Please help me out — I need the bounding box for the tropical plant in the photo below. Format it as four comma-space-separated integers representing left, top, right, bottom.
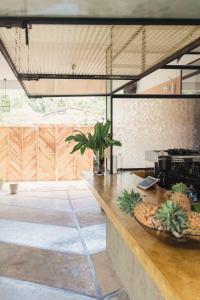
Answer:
65, 119, 122, 158
155, 200, 188, 238
117, 189, 142, 215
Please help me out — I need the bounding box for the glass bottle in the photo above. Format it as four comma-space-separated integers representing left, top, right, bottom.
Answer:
187, 185, 198, 203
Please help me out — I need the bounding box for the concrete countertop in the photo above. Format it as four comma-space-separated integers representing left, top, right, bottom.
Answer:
84, 171, 200, 300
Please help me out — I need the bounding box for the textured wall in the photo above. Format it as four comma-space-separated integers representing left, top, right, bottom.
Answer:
113, 98, 200, 168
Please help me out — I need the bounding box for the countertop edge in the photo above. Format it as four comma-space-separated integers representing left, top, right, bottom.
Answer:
84, 172, 182, 300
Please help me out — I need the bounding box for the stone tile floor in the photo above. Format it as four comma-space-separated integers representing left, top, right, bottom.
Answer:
0, 181, 129, 300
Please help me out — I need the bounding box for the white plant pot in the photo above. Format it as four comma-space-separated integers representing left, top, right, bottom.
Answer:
10, 183, 18, 195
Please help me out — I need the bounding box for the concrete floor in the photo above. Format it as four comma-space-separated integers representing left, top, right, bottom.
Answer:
0, 181, 129, 300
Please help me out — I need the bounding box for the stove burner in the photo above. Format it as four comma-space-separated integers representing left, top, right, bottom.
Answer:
166, 148, 200, 156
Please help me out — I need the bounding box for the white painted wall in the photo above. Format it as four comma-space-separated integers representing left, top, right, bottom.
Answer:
0, 53, 16, 80
137, 69, 180, 93
137, 54, 199, 93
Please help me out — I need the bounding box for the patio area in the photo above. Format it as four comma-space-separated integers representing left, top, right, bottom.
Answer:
0, 2, 200, 299
0, 181, 128, 300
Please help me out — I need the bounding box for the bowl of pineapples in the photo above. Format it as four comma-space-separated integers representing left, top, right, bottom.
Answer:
117, 183, 200, 245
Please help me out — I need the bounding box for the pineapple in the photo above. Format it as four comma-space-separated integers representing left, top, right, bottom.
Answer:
155, 200, 188, 238
164, 190, 173, 200
187, 211, 200, 235
117, 189, 142, 216
117, 189, 161, 229
167, 183, 191, 211
170, 192, 191, 211
134, 202, 162, 230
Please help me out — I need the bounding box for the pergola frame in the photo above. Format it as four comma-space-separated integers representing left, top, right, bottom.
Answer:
0, 17, 200, 173
0, 17, 200, 27
0, 16, 200, 98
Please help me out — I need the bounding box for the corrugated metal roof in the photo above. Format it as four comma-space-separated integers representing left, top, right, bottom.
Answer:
0, 24, 200, 95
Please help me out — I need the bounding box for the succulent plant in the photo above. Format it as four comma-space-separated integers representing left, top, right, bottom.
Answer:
155, 200, 188, 238
171, 182, 188, 195
117, 189, 142, 215
192, 203, 200, 213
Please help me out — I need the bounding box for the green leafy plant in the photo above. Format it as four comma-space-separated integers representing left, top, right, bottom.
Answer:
171, 182, 188, 194
192, 203, 200, 213
155, 200, 188, 238
0, 177, 4, 182
117, 189, 142, 215
65, 119, 122, 158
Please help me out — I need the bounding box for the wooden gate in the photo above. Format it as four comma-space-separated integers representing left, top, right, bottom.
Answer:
0, 125, 93, 181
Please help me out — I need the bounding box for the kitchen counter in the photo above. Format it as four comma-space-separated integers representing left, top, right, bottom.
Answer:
84, 171, 200, 300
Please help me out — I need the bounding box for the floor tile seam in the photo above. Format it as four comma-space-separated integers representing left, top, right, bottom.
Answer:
102, 288, 126, 299
0, 217, 77, 228
0, 275, 98, 299
67, 192, 103, 300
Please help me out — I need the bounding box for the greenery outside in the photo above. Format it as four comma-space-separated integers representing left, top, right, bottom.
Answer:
0, 89, 106, 125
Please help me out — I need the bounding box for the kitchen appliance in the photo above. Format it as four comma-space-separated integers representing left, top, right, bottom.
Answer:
145, 149, 200, 197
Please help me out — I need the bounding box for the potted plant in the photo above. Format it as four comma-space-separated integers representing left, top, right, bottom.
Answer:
10, 183, 18, 194
65, 119, 122, 175
0, 178, 4, 190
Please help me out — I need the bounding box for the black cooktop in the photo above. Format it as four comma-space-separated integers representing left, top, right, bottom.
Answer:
166, 148, 200, 155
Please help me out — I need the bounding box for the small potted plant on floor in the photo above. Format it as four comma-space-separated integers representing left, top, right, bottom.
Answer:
65, 119, 122, 175
0, 178, 4, 190
10, 182, 18, 194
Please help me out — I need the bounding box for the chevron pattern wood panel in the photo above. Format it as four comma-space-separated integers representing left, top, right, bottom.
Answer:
22, 127, 37, 181
8, 127, 23, 181
0, 127, 8, 180
38, 127, 56, 181
0, 126, 93, 181
56, 127, 76, 180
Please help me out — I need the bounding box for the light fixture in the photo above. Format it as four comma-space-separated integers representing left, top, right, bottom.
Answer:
0, 79, 10, 112
72, 64, 77, 75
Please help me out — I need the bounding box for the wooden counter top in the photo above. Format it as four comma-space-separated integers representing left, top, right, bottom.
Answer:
84, 171, 200, 300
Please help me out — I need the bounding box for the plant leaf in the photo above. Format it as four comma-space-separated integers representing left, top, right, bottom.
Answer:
80, 145, 87, 155
71, 142, 85, 154
103, 120, 111, 136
